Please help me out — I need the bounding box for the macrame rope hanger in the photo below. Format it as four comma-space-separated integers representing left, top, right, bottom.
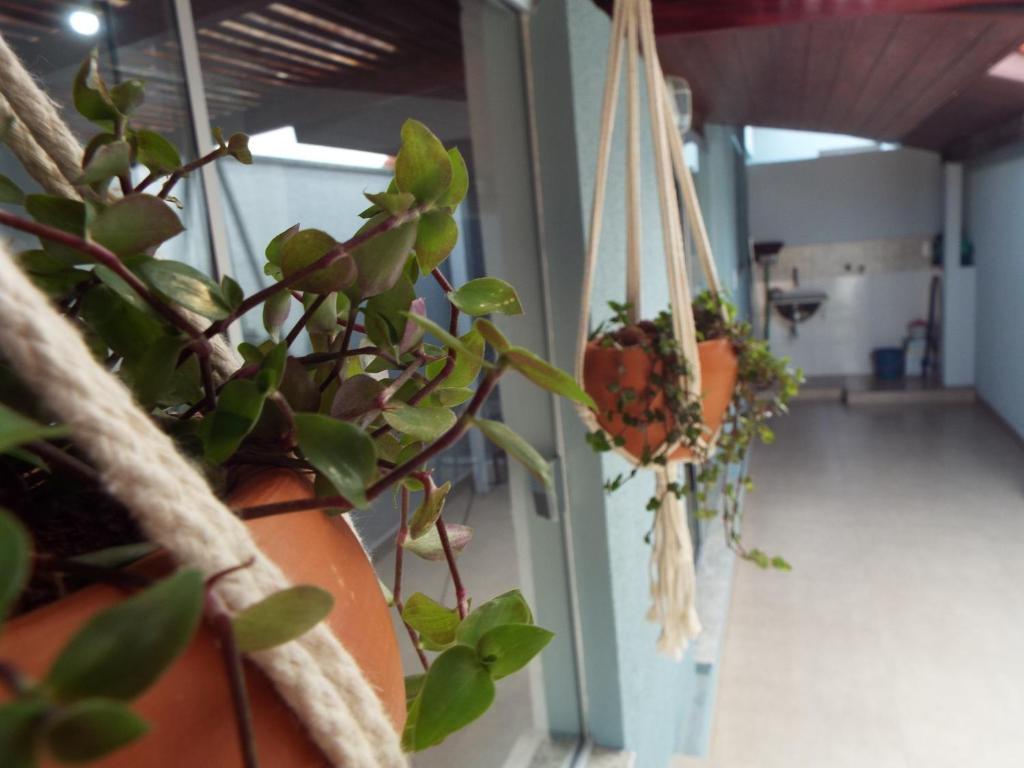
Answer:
574, 0, 727, 659
0, 32, 403, 768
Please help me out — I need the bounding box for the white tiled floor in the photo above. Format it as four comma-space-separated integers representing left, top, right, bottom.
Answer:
695, 402, 1024, 768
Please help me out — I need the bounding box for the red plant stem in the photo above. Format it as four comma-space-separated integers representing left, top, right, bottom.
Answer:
407, 269, 459, 408
204, 204, 431, 339
0, 209, 218, 409
285, 293, 326, 348
394, 487, 429, 671
158, 146, 228, 199
319, 304, 359, 392
337, 317, 366, 334
238, 366, 504, 519
435, 516, 467, 619
295, 346, 387, 367
211, 612, 260, 768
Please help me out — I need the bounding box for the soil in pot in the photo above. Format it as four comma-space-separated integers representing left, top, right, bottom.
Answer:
584, 326, 738, 463
0, 469, 404, 767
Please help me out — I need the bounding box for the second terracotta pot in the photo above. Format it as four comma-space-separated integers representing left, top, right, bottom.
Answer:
583, 336, 738, 462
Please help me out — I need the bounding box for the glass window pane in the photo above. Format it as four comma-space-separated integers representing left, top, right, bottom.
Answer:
0, 1, 212, 272
190, 1, 579, 763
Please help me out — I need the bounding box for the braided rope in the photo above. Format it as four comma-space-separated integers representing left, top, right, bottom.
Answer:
0, 252, 404, 767
0, 35, 87, 192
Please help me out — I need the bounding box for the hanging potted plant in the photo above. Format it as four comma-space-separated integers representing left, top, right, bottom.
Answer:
0, 51, 594, 766
585, 290, 802, 569
583, 300, 738, 465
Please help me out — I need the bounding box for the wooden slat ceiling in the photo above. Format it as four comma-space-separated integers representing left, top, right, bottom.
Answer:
0, 0, 465, 138
658, 10, 1024, 152
600, 0, 1024, 33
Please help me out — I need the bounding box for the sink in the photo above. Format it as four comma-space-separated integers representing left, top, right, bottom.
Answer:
768, 289, 828, 333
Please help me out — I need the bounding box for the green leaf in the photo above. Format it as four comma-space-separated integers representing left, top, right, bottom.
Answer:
227, 132, 252, 164
0, 402, 68, 454
281, 229, 355, 294
257, 342, 288, 394
383, 404, 455, 443
395, 119, 452, 204
364, 191, 415, 216
331, 374, 383, 421
437, 147, 469, 209
402, 312, 485, 365
138, 260, 229, 320
0, 699, 46, 768
474, 318, 509, 353
0, 509, 30, 620
79, 284, 164, 362
44, 699, 148, 762
294, 412, 376, 508
403, 645, 494, 751
427, 387, 474, 407
134, 129, 181, 174
122, 334, 186, 408
365, 276, 415, 348
455, 589, 533, 647
471, 417, 552, 490
349, 213, 418, 299
220, 274, 244, 310
199, 379, 268, 464
71, 543, 157, 570
402, 522, 472, 561
47, 569, 204, 702
76, 140, 130, 185
404, 673, 426, 704
91, 195, 184, 257
0, 174, 24, 204
448, 277, 523, 316
401, 592, 458, 647
25, 195, 90, 264
232, 586, 334, 653
409, 480, 451, 539
262, 289, 292, 340
503, 346, 595, 409
92, 262, 151, 314
111, 79, 145, 114
426, 327, 484, 388
73, 51, 118, 127
265, 223, 298, 267
477, 623, 553, 680
414, 211, 458, 273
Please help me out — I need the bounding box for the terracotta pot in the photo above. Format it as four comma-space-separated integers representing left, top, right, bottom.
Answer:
583, 336, 738, 462
0, 469, 404, 767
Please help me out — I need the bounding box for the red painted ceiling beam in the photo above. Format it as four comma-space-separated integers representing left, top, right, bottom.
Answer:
594, 0, 1023, 33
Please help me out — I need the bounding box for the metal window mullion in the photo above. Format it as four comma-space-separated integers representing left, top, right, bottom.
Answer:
171, 0, 240, 344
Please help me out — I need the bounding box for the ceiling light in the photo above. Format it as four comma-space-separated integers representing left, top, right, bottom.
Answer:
68, 10, 100, 37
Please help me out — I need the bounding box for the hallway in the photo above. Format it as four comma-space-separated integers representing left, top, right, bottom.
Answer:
706, 402, 1024, 767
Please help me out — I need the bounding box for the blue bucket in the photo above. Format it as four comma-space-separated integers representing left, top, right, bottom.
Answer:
872, 347, 905, 380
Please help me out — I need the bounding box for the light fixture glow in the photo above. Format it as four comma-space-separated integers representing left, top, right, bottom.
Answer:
68, 10, 100, 36
988, 52, 1024, 84
248, 126, 390, 169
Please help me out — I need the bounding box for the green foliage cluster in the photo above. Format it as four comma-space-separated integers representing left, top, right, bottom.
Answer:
586, 291, 803, 567
0, 52, 592, 762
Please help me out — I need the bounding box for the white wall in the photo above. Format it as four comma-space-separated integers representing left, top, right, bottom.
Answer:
747, 147, 944, 376
942, 164, 976, 387
748, 148, 942, 247
965, 145, 1024, 438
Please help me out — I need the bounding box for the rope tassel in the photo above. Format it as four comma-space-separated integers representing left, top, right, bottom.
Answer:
648, 463, 701, 659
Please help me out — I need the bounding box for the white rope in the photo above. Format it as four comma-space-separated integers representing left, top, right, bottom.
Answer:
648, 465, 701, 658
624, 0, 642, 322
575, 0, 722, 658
0, 35, 89, 193
0, 252, 403, 766
0, 94, 79, 199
